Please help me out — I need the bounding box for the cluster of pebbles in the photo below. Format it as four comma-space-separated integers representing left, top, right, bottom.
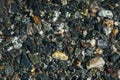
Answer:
0, 0, 120, 80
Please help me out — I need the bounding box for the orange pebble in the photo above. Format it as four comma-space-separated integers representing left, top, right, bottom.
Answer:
32, 16, 40, 25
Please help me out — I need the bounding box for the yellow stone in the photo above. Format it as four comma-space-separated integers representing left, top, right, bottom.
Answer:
52, 51, 68, 60
31, 67, 35, 73
0, 65, 5, 70
112, 29, 119, 36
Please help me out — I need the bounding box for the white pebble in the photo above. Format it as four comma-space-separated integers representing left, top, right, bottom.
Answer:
7, 46, 13, 51
90, 39, 96, 47
111, 45, 117, 52
114, 22, 120, 26
98, 9, 113, 18
118, 70, 120, 79
103, 27, 112, 36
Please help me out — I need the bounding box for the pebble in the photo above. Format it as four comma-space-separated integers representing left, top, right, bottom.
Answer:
90, 38, 96, 47
98, 9, 113, 18
82, 29, 88, 37
118, 69, 120, 79
86, 57, 105, 69
28, 53, 40, 64
114, 22, 120, 26
87, 77, 92, 80
61, 0, 67, 6
95, 48, 103, 55
52, 11, 61, 22
97, 39, 108, 48
112, 28, 119, 36
33, 16, 40, 24
111, 45, 117, 53
0, 65, 5, 70
52, 51, 68, 60
12, 37, 23, 49
103, 27, 112, 36
103, 19, 114, 28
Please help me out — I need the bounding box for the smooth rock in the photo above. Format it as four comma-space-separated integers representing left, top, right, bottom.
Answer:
86, 57, 105, 69
52, 51, 68, 60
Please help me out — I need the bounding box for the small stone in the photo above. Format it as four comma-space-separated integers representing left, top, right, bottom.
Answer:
61, 0, 67, 6
98, 9, 113, 18
86, 57, 105, 69
52, 11, 61, 22
103, 27, 112, 36
95, 48, 103, 54
114, 22, 120, 26
52, 51, 68, 60
82, 30, 87, 37
90, 39, 96, 47
118, 69, 120, 79
103, 19, 114, 28
76, 59, 82, 67
97, 39, 108, 48
12, 37, 23, 49
67, 45, 74, 53
22, 17, 30, 24
87, 77, 92, 80
89, 4, 99, 16
26, 23, 34, 35
66, 12, 71, 18
28, 53, 40, 64
31, 67, 35, 73
111, 45, 117, 53
112, 28, 119, 36
32, 15, 41, 25
0, 65, 5, 70
0, 31, 3, 35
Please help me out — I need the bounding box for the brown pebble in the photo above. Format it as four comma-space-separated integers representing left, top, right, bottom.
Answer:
103, 19, 114, 28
